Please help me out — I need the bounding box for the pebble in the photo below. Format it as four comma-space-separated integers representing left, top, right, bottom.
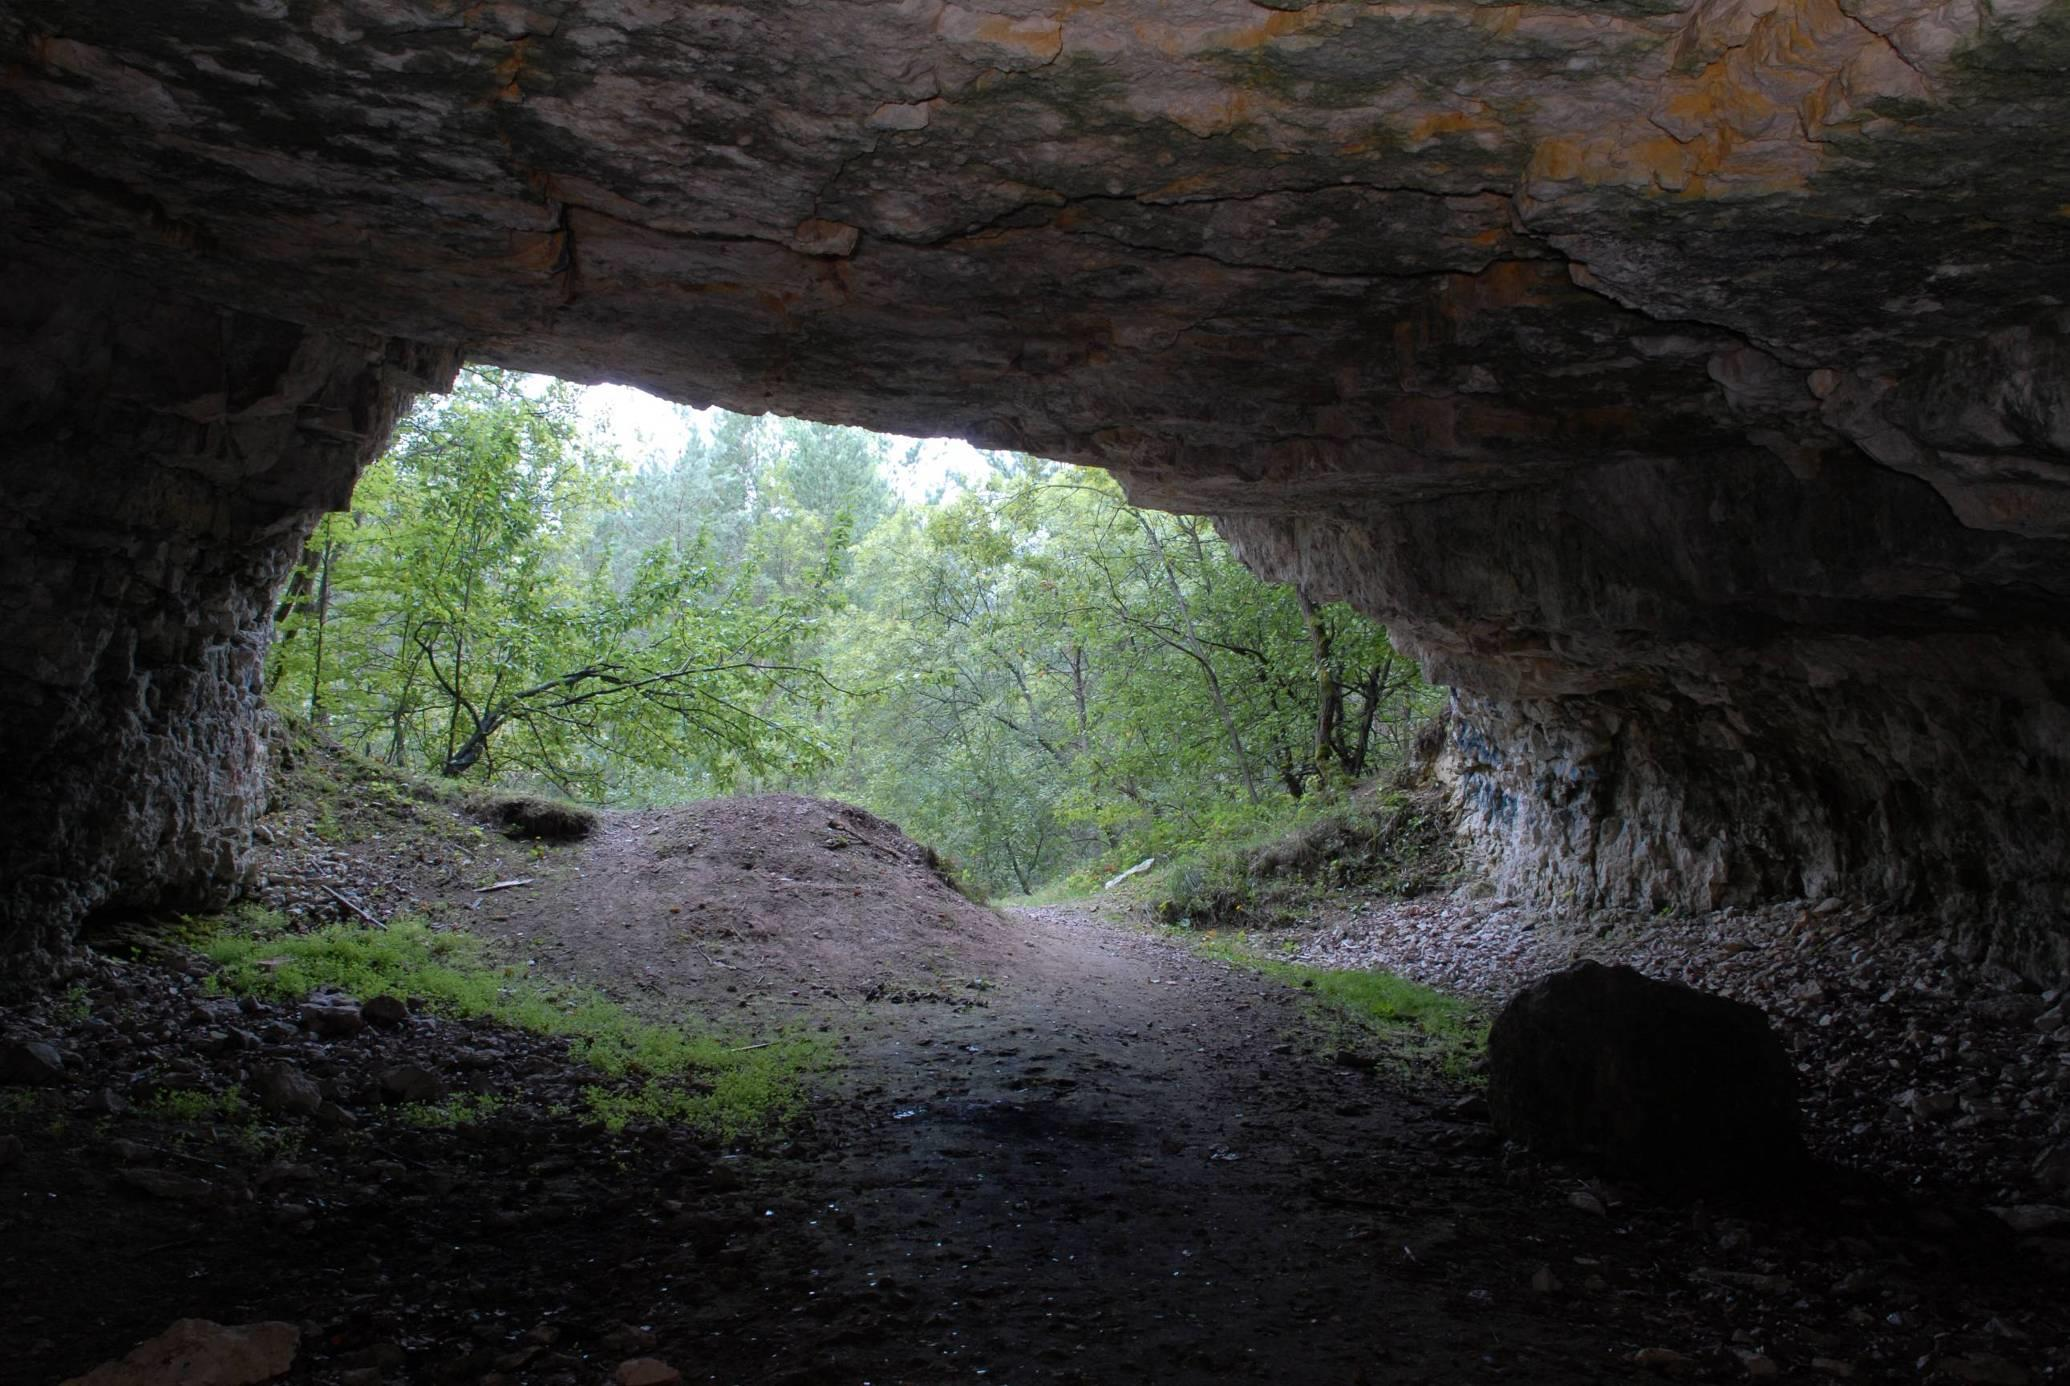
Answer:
117, 1167, 219, 1201
1935, 1354, 2032, 1385
1568, 1189, 1608, 1217
1988, 1204, 2070, 1235
614, 1360, 683, 1386
360, 994, 410, 1027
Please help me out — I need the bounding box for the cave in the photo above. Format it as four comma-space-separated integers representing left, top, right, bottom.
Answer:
5, 1, 2070, 1378
5, 0, 2067, 982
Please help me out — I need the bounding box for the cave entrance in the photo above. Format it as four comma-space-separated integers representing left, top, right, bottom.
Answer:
267, 365, 1439, 907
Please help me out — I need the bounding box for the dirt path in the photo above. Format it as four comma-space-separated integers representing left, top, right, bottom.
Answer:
467, 805, 1550, 1381
697, 903, 1536, 1385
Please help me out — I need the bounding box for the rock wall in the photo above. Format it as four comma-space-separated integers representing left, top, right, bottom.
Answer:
1217, 436, 2070, 972
1, 0, 2067, 970
0, 265, 456, 975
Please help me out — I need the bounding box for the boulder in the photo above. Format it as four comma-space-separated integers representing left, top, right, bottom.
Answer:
300, 1001, 366, 1038
1487, 961, 1803, 1190
377, 1065, 447, 1105
248, 1062, 323, 1119
0, 1038, 66, 1086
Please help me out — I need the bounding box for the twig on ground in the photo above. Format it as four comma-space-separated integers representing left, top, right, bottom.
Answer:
322, 884, 386, 929
476, 878, 535, 894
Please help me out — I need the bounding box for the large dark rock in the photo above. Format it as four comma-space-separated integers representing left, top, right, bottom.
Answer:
1487, 961, 1803, 1190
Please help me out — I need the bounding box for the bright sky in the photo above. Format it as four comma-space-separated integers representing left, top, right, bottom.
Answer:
576, 382, 988, 501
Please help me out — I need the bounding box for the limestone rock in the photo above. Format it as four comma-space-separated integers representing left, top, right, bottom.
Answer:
359, 995, 410, 1028
377, 1065, 447, 1105
0, 0, 2066, 971
248, 1061, 323, 1118
61, 1318, 298, 1386
0, 1038, 65, 1085
301, 1002, 367, 1039
1487, 962, 1804, 1189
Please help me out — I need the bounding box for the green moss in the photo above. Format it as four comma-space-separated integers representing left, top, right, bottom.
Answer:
194, 912, 826, 1144
140, 1087, 249, 1123
1189, 931, 1487, 1081
397, 1093, 505, 1129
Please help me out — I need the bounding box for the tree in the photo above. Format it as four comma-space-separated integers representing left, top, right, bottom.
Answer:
270, 369, 841, 797
804, 460, 1440, 895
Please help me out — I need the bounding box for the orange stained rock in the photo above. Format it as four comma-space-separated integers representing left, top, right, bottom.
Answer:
1403, 105, 1507, 149
503, 228, 564, 274
1132, 7, 1320, 59
1443, 259, 1564, 315
965, 12, 1067, 62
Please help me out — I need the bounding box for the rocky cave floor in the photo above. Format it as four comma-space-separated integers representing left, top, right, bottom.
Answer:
2, 772, 2067, 1385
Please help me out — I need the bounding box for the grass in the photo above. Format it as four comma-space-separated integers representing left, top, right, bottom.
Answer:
140, 1087, 250, 1123
196, 908, 825, 1144
398, 1093, 505, 1129
1187, 930, 1487, 1082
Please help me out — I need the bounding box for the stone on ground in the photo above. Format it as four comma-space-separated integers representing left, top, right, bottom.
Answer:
60, 1318, 298, 1386
0, 1038, 66, 1085
249, 1061, 322, 1118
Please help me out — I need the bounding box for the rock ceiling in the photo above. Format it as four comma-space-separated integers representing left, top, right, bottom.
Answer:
1, 0, 2067, 968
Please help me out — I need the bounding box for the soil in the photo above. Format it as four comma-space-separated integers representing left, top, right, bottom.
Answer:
3, 761, 2067, 1384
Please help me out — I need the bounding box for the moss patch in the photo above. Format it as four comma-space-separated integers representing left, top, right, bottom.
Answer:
1190, 931, 1486, 1082
197, 910, 823, 1144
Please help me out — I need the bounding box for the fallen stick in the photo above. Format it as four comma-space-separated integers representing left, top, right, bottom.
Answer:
476, 878, 535, 894
727, 1041, 775, 1053
322, 883, 386, 929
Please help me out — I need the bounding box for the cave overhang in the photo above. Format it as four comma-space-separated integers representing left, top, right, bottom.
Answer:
2, 0, 2067, 972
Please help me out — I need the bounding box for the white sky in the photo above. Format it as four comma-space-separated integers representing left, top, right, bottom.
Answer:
576, 381, 988, 502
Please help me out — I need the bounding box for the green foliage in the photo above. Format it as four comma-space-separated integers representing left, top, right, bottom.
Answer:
1154, 787, 1460, 927
196, 912, 823, 1143
140, 1087, 250, 1123
397, 1094, 505, 1129
269, 371, 1442, 899
807, 461, 1441, 896
1188, 933, 1487, 1081
270, 368, 843, 799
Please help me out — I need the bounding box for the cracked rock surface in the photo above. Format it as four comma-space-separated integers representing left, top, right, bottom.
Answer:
1, 0, 2067, 960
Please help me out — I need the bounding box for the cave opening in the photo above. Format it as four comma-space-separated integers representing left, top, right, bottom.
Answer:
4, 0, 2070, 1375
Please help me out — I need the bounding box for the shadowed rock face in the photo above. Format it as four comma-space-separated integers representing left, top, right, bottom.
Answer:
1, 0, 2066, 969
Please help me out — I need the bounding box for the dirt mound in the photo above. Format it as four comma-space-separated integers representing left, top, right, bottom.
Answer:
480, 794, 1012, 1021
466, 791, 600, 841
